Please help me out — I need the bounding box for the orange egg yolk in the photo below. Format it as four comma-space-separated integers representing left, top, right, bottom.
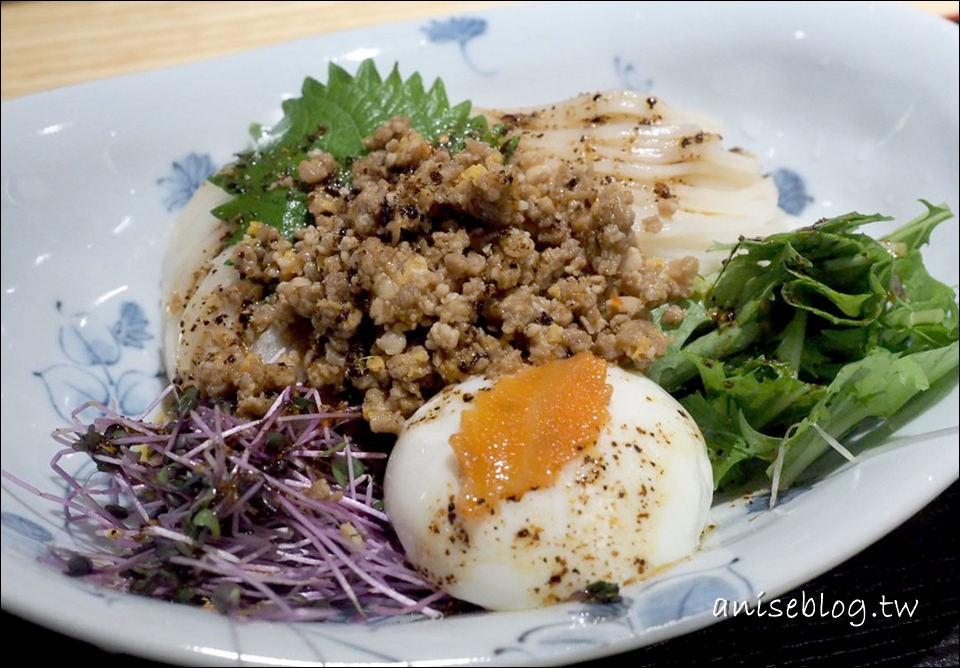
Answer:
449, 351, 612, 521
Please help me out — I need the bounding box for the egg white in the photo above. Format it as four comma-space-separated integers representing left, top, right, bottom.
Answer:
383, 365, 713, 611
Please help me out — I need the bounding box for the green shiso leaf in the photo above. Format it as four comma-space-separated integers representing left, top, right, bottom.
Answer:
208, 59, 501, 241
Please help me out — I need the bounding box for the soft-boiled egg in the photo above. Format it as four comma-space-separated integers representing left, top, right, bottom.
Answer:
383, 352, 713, 611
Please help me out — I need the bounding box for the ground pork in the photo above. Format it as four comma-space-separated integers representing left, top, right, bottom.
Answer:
208, 116, 697, 433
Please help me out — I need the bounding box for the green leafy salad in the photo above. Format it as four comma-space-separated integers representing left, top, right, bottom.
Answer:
649, 203, 959, 493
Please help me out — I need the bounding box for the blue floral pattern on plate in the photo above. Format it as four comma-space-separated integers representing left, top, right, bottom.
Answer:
613, 56, 654, 92
487, 554, 754, 662
157, 152, 216, 212
1, 511, 54, 543
0, 512, 55, 561
744, 480, 812, 513
772, 168, 813, 215
35, 300, 160, 421
421, 17, 494, 75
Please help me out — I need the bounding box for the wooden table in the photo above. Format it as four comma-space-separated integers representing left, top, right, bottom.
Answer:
1, 1, 520, 100
2, 2, 958, 667
2, 1, 956, 100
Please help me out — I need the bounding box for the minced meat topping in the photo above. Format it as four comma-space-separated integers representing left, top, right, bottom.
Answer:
192, 116, 698, 434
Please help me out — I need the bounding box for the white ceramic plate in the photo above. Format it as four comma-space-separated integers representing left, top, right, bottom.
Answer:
2, 2, 958, 665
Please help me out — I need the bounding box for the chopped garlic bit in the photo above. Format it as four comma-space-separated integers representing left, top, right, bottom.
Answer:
340, 522, 365, 547
305, 478, 333, 500
130, 444, 162, 466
